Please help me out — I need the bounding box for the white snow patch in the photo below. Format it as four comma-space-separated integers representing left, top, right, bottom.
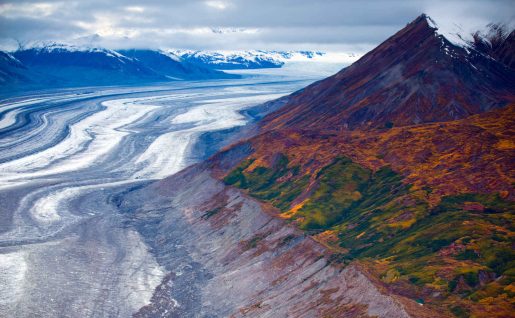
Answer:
159, 50, 182, 62
0, 251, 27, 306
119, 230, 166, 312
169, 49, 362, 69
424, 14, 474, 48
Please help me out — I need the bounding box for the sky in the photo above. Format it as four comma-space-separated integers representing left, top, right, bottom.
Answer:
0, 0, 513, 52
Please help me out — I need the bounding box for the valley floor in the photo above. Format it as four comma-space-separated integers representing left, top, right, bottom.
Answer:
0, 75, 314, 317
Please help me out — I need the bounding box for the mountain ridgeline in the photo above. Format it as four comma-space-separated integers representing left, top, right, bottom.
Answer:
0, 44, 238, 92
262, 15, 515, 130
170, 50, 326, 69
211, 14, 515, 317
0, 46, 331, 92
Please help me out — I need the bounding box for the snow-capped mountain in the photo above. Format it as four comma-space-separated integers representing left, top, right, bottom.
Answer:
19, 41, 129, 59
1, 42, 238, 91
170, 50, 335, 69
1, 43, 362, 91
117, 49, 234, 80
260, 14, 515, 131
424, 14, 514, 69
10, 43, 165, 88
14, 42, 154, 76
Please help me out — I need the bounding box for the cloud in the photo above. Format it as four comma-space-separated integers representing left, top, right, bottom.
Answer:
204, 1, 230, 10
0, 0, 512, 52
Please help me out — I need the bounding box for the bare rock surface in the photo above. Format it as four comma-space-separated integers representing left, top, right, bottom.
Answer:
122, 165, 417, 317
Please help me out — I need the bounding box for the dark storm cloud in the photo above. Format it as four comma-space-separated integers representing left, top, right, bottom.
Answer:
0, 0, 513, 51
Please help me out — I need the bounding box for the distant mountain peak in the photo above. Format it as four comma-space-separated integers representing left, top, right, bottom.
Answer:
169, 50, 345, 70
1, 45, 237, 90
16, 41, 134, 63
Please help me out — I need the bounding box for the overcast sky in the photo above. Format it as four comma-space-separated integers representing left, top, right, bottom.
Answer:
0, 0, 513, 52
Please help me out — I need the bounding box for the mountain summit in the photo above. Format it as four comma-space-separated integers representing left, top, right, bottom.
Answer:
262, 14, 515, 130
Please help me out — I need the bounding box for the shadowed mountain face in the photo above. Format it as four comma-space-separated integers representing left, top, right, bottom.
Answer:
0, 45, 238, 92
262, 15, 515, 130
0, 52, 34, 85
12, 47, 164, 86
116, 49, 237, 80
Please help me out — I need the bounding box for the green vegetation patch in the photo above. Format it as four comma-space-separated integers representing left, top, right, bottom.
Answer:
295, 157, 412, 234
224, 153, 515, 308
224, 154, 309, 211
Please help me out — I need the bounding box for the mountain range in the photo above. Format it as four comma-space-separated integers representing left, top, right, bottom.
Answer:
0, 43, 239, 92
170, 50, 327, 69
0, 45, 338, 92
196, 14, 515, 317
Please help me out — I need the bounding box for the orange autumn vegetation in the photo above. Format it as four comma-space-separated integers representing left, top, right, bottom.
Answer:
249, 104, 515, 205
218, 104, 515, 318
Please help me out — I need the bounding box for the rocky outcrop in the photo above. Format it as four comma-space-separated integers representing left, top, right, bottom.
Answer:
121, 164, 433, 317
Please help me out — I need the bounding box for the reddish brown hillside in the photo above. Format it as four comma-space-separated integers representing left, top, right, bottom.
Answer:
228, 103, 515, 205
208, 14, 515, 318
214, 104, 515, 318
262, 14, 515, 131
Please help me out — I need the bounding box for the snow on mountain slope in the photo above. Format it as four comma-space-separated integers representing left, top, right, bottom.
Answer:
19, 41, 134, 63
424, 14, 474, 48
116, 49, 238, 80
12, 43, 164, 87
1, 43, 238, 91
170, 50, 361, 70
423, 13, 515, 68
0, 51, 33, 85
261, 14, 515, 131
